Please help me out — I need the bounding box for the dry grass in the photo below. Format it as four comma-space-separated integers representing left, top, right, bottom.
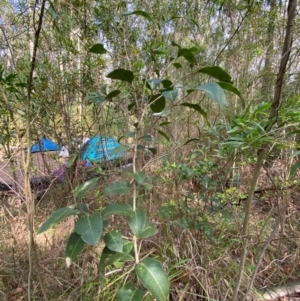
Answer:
1, 156, 300, 300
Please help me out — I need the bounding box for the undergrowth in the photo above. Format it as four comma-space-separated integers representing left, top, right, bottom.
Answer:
1, 156, 300, 301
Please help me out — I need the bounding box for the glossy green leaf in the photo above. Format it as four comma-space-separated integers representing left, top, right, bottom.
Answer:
290, 159, 300, 177
117, 284, 144, 301
158, 130, 170, 142
75, 177, 99, 202
217, 81, 244, 106
75, 212, 102, 246
147, 79, 162, 90
107, 68, 134, 84
89, 43, 107, 54
103, 180, 131, 195
160, 121, 171, 126
101, 204, 133, 219
99, 240, 134, 272
153, 109, 170, 117
153, 48, 166, 55
196, 83, 226, 108
105, 90, 121, 100
183, 138, 200, 145
110, 144, 130, 155
147, 148, 157, 155
162, 89, 178, 101
133, 171, 145, 186
141, 134, 154, 142
171, 41, 181, 48
180, 103, 208, 123
178, 48, 195, 64
139, 221, 158, 238
127, 209, 146, 237
66, 153, 78, 168
122, 10, 152, 21
37, 207, 81, 234
149, 94, 166, 113
78, 203, 88, 214
161, 79, 173, 88
125, 131, 136, 138
198, 66, 232, 83
84, 92, 106, 105
104, 230, 123, 253
139, 183, 153, 190
291, 150, 300, 158
65, 232, 85, 266
127, 103, 135, 111
135, 257, 169, 301
100, 84, 107, 95
173, 62, 182, 69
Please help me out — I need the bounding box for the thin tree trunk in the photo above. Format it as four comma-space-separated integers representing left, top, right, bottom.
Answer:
24, 1, 48, 300
232, 1, 297, 300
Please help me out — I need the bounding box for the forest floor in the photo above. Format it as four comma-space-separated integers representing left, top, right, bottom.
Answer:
1, 153, 300, 301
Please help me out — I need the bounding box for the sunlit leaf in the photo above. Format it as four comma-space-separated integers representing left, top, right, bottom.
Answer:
75, 178, 99, 202
65, 232, 85, 266
78, 203, 88, 214
133, 171, 145, 186
153, 109, 170, 117
99, 240, 134, 272
101, 204, 133, 219
104, 230, 123, 253
159, 121, 171, 126
122, 10, 152, 21
162, 89, 178, 101
38, 207, 81, 234
139, 183, 153, 190
196, 83, 226, 108
139, 221, 158, 238
117, 284, 144, 301
147, 79, 162, 90
290, 159, 300, 177
66, 153, 78, 168
135, 257, 169, 301
153, 48, 166, 55
127, 209, 146, 237
103, 180, 131, 195
75, 212, 103, 246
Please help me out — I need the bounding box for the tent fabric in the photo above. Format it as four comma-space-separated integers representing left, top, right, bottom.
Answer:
29, 138, 61, 153
80, 136, 124, 162
58, 137, 90, 158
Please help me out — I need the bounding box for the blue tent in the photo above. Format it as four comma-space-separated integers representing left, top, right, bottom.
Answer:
28, 138, 61, 153
80, 136, 124, 162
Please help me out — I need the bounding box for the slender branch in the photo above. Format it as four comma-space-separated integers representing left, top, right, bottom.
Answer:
232, 1, 297, 300
214, 1, 255, 64
25, 1, 47, 301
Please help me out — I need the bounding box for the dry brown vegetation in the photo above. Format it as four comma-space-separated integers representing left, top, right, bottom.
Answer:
1, 151, 300, 301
